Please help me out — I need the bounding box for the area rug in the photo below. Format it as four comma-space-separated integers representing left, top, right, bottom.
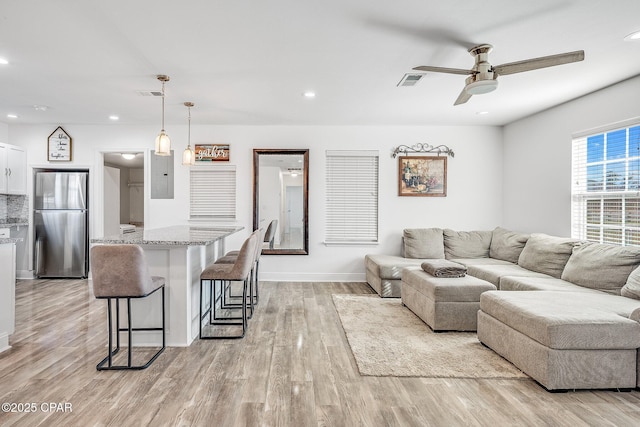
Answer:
332, 294, 528, 379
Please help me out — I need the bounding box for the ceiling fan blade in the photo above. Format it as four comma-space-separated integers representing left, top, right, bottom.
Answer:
492, 50, 584, 76
413, 65, 476, 76
454, 89, 472, 106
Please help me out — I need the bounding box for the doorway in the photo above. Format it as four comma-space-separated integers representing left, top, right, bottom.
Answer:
103, 152, 144, 236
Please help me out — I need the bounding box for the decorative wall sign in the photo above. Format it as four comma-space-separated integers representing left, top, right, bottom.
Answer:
194, 144, 230, 162
398, 156, 447, 197
47, 126, 72, 162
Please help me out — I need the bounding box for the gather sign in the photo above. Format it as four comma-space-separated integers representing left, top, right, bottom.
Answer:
195, 144, 230, 162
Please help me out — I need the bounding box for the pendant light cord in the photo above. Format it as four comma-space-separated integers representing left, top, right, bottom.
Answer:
161, 81, 166, 132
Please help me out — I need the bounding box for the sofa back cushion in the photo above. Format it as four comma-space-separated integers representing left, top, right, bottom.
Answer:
623, 267, 640, 300
443, 229, 492, 259
561, 242, 640, 295
403, 228, 445, 259
489, 227, 530, 264
517, 233, 578, 278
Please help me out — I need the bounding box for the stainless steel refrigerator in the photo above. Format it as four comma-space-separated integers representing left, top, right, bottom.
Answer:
34, 171, 89, 278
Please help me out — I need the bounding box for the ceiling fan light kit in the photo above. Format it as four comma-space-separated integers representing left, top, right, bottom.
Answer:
465, 79, 498, 95
413, 44, 584, 106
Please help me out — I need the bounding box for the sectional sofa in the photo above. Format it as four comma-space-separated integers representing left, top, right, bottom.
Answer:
364, 227, 640, 391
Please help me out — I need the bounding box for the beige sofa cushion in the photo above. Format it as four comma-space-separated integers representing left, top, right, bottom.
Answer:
443, 229, 491, 259
403, 228, 445, 259
480, 291, 640, 350
467, 263, 551, 288
489, 227, 530, 263
561, 242, 640, 295
622, 266, 640, 300
365, 254, 423, 280
499, 276, 604, 293
517, 233, 578, 279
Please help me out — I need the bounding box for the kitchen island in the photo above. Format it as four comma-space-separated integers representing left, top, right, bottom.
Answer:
91, 225, 243, 346
0, 238, 18, 353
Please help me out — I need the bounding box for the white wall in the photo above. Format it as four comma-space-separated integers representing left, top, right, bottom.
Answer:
103, 166, 120, 236
9, 124, 503, 281
129, 168, 144, 224
0, 122, 8, 142
503, 76, 640, 236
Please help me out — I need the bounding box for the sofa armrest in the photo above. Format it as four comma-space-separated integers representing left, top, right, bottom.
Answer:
631, 307, 640, 323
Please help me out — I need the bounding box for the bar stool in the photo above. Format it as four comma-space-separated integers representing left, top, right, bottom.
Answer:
199, 231, 259, 339
90, 245, 166, 371
216, 227, 265, 310
264, 219, 277, 249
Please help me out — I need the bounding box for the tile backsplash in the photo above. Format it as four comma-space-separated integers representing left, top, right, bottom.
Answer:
0, 194, 28, 222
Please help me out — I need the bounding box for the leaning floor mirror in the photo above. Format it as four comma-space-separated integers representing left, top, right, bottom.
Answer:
253, 149, 309, 255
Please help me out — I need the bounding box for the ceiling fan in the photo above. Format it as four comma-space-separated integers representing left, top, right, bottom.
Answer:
413, 44, 585, 105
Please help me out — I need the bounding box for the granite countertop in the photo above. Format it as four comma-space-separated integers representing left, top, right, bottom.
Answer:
91, 225, 244, 246
0, 238, 20, 244
0, 218, 29, 227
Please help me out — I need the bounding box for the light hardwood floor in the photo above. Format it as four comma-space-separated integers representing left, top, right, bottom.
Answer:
1, 279, 640, 426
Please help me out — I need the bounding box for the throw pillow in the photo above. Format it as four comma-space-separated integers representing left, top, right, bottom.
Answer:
622, 266, 640, 300
562, 242, 640, 295
517, 233, 578, 278
489, 227, 530, 263
403, 228, 445, 259
443, 229, 492, 259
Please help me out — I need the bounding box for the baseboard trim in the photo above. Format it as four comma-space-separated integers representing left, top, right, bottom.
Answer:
16, 270, 34, 280
0, 333, 11, 354
259, 272, 366, 282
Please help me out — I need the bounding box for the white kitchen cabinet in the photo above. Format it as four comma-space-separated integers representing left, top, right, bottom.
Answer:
0, 142, 27, 195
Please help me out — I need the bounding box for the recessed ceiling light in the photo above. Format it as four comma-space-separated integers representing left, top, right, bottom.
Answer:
6, 114, 18, 119
302, 91, 316, 98
624, 30, 640, 41
121, 153, 136, 160
33, 105, 49, 111
0, 58, 8, 65
109, 115, 119, 121
476, 111, 490, 116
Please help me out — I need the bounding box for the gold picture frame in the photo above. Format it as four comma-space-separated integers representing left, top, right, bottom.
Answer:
398, 156, 447, 197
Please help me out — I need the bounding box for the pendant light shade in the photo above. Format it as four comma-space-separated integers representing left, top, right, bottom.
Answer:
182, 102, 195, 166
155, 75, 171, 156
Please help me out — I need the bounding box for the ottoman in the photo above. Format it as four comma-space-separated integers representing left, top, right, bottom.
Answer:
401, 268, 496, 331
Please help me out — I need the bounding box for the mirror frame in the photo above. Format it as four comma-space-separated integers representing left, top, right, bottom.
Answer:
253, 149, 309, 255
253, 148, 309, 255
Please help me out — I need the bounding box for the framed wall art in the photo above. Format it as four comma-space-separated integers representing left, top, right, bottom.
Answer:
398, 156, 447, 197
194, 144, 230, 162
47, 126, 72, 162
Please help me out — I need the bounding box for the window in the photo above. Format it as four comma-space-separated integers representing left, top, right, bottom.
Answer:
572, 123, 640, 245
190, 165, 236, 220
325, 150, 379, 244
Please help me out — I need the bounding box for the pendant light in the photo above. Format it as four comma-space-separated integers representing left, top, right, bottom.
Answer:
182, 102, 195, 165
154, 74, 171, 156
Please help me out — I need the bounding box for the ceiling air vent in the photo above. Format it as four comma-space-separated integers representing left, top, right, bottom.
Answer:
136, 90, 164, 97
397, 73, 425, 87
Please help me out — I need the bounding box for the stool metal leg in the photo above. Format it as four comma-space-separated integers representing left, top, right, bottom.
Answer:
97, 286, 166, 371
199, 278, 248, 340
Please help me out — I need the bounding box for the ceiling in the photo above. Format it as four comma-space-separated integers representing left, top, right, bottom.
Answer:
0, 0, 639, 128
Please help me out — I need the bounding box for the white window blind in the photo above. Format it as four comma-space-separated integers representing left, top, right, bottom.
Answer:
190, 165, 236, 220
325, 150, 379, 244
571, 123, 640, 245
